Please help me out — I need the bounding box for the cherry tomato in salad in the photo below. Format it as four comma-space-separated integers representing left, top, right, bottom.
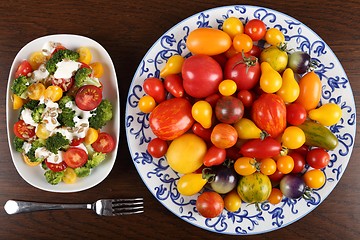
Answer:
45, 160, 67, 172
44, 85, 63, 102
92, 132, 116, 153
13, 120, 36, 140
27, 82, 46, 100
196, 191, 224, 218
306, 148, 330, 169
147, 138, 168, 158
15, 60, 33, 78
75, 85, 103, 111
63, 147, 88, 168
244, 19, 266, 41
70, 137, 85, 146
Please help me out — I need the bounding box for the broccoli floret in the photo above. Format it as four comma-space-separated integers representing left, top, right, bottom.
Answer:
31, 103, 45, 123
45, 132, 70, 154
45, 49, 80, 74
27, 139, 46, 162
57, 107, 75, 127
74, 167, 91, 177
23, 100, 40, 110
14, 137, 25, 153
58, 95, 74, 109
74, 68, 101, 88
44, 170, 64, 185
11, 76, 30, 98
89, 99, 113, 129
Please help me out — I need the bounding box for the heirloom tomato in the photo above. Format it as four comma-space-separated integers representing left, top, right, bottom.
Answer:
196, 191, 224, 218
259, 62, 282, 93
276, 155, 294, 174
260, 45, 288, 73
237, 172, 272, 205
280, 174, 307, 199
281, 126, 306, 150
210, 165, 239, 194
308, 103, 342, 126
286, 103, 307, 126
210, 123, 238, 149
215, 96, 244, 124
186, 28, 232, 55
138, 95, 156, 113
295, 71, 322, 111
234, 157, 257, 176
244, 19, 266, 41
236, 89, 255, 108
240, 137, 282, 159
191, 122, 212, 142
149, 98, 194, 140
160, 55, 185, 78
143, 77, 166, 104
177, 173, 208, 196
166, 133, 206, 174
251, 93, 287, 138
289, 152, 306, 173
182, 55, 223, 98
218, 79, 237, 96
265, 28, 285, 46
192, 100, 213, 129
233, 118, 264, 140
259, 158, 277, 176
224, 190, 242, 212
147, 138, 168, 158
287, 51, 311, 74
224, 52, 260, 90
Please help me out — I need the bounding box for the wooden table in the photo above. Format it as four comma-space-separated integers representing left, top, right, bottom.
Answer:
0, 1, 359, 239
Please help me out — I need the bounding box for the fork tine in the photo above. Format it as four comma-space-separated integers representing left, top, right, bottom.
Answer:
111, 198, 144, 216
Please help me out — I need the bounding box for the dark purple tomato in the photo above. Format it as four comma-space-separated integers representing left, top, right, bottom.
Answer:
280, 174, 306, 199
287, 51, 311, 74
215, 96, 244, 124
209, 165, 238, 194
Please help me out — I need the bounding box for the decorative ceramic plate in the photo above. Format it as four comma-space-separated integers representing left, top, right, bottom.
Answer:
126, 5, 356, 234
6, 34, 119, 193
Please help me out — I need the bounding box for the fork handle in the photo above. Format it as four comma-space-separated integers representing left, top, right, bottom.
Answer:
4, 200, 90, 214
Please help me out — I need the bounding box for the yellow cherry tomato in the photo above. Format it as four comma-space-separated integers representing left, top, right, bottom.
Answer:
27, 82, 46, 100
12, 94, 24, 110
186, 28, 232, 55
260, 62, 282, 93
260, 158, 277, 175
260, 45, 289, 73
84, 127, 99, 145
222, 17, 244, 39
28, 51, 47, 70
219, 79, 237, 96
63, 168, 77, 184
233, 118, 264, 139
308, 103, 342, 126
166, 133, 207, 174
191, 100, 213, 129
267, 188, 283, 205
44, 85, 63, 102
77, 47, 92, 64
265, 28, 285, 46
138, 95, 156, 113
36, 124, 50, 139
224, 189, 242, 212
277, 68, 300, 103
233, 33, 253, 53
303, 169, 326, 189
22, 153, 40, 167
234, 157, 257, 176
281, 126, 306, 149
276, 155, 294, 174
177, 173, 207, 196
160, 55, 185, 78
89, 62, 104, 78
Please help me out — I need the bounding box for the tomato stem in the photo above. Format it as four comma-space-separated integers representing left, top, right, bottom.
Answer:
232, 51, 258, 75
202, 168, 216, 183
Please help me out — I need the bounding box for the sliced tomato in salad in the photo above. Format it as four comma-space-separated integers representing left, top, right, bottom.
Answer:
15, 60, 33, 78
63, 147, 88, 168
70, 137, 85, 146
75, 85, 102, 110
50, 45, 67, 57
92, 132, 115, 153
45, 160, 67, 172
13, 120, 36, 140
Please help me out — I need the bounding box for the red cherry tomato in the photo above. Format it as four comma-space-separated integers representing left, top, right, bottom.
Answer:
268, 169, 285, 183
247, 45, 263, 58
182, 55, 223, 98
15, 60, 33, 78
192, 122, 212, 142
63, 147, 88, 168
203, 145, 226, 167
92, 132, 116, 153
306, 148, 330, 169
196, 191, 224, 218
75, 85, 103, 111
45, 160, 67, 172
164, 74, 184, 98
205, 93, 221, 108
286, 103, 307, 126
244, 19, 267, 41
70, 138, 85, 146
147, 138, 168, 158
143, 77, 166, 103
236, 89, 255, 108
13, 120, 36, 140
224, 52, 260, 90
289, 152, 306, 173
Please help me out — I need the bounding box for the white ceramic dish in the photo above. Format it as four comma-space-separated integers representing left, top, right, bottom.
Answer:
6, 34, 120, 193
126, 5, 356, 235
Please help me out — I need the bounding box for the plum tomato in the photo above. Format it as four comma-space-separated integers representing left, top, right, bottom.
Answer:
210, 123, 238, 149
215, 96, 244, 124
196, 191, 224, 218
286, 103, 307, 126
147, 138, 168, 158
182, 55, 223, 98
191, 122, 212, 142
240, 137, 282, 159
164, 74, 185, 98
306, 148, 330, 169
224, 52, 260, 90
244, 19, 266, 41
149, 98, 194, 140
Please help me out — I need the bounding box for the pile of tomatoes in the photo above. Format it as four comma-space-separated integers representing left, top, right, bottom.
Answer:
138, 17, 342, 218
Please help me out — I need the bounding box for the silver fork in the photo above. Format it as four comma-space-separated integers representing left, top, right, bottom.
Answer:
4, 198, 144, 216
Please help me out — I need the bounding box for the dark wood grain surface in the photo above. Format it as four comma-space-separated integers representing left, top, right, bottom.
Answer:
0, 1, 359, 239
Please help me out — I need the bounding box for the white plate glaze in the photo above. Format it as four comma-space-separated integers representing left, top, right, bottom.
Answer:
125, 5, 356, 235
6, 34, 119, 193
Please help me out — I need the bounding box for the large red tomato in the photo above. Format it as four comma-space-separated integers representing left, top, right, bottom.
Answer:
224, 52, 261, 90
149, 98, 194, 140
182, 55, 223, 98
251, 93, 286, 138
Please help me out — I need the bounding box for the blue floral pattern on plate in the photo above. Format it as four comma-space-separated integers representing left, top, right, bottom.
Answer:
125, 5, 356, 235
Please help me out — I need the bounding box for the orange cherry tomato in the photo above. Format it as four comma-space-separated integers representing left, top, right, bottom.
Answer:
295, 71, 322, 111
233, 33, 253, 53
